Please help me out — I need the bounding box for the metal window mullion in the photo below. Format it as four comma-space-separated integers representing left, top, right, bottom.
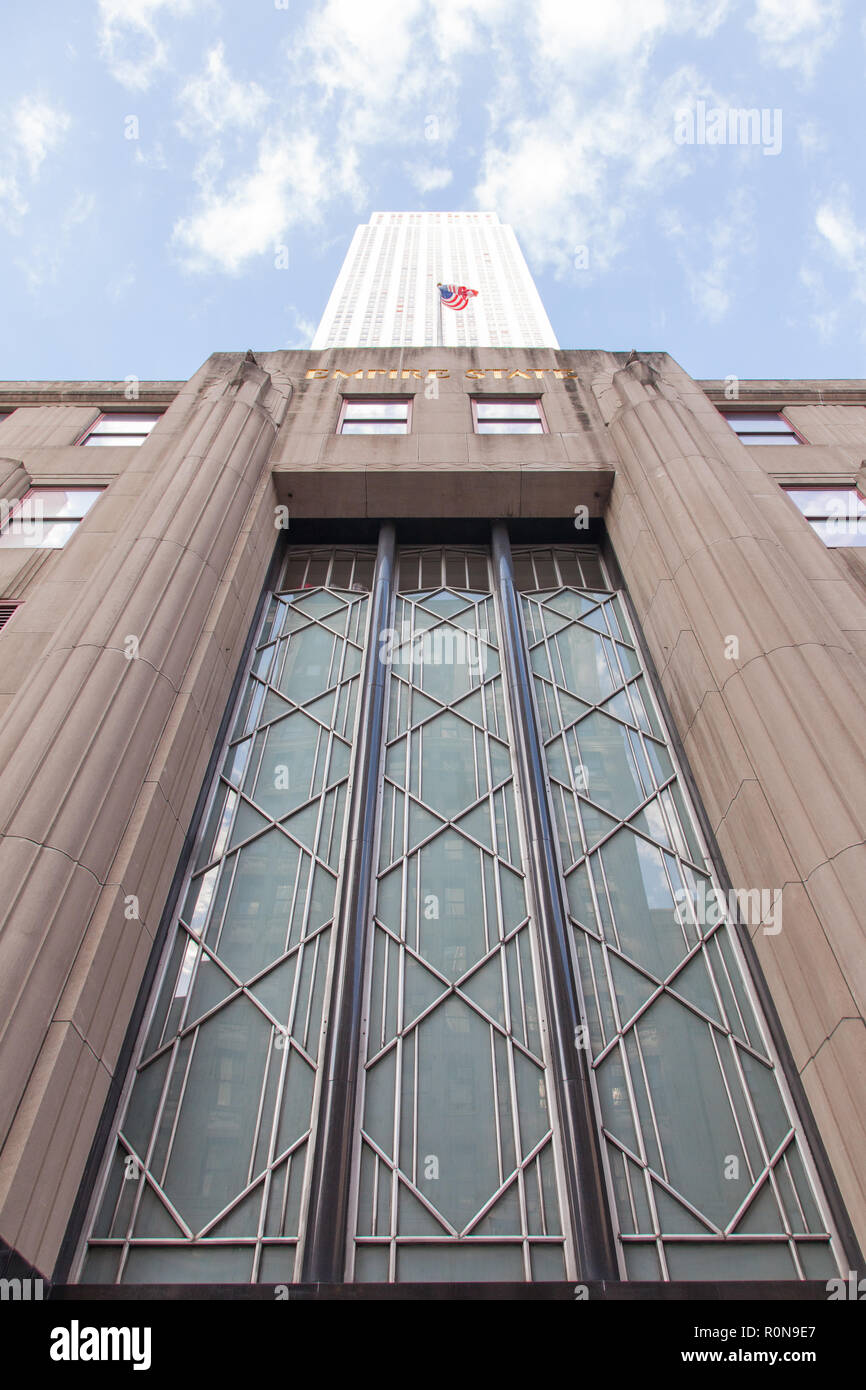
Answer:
300, 522, 396, 1283
490, 522, 619, 1282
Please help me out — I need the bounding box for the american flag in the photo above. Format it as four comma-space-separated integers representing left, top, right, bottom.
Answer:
438, 283, 478, 311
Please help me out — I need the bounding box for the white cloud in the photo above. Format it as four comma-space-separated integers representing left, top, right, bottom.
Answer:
814, 194, 866, 301
798, 265, 839, 340
796, 120, 827, 156
14, 192, 96, 289
288, 0, 494, 147
97, 0, 205, 90
106, 268, 138, 303
423, 0, 505, 52
476, 64, 719, 276
0, 96, 70, 231
467, 0, 741, 280
134, 141, 169, 170
662, 189, 756, 322
164, 0, 737, 284
176, 42, 270, 137
407, 163, 453, 194
531, 0, 730, 69
298, 0, 424, 117
748, 0, 841, 80
284, 306, 317, 349
173, 135, 362, 273
12, 97, 70, 177
794, 191, 866, 344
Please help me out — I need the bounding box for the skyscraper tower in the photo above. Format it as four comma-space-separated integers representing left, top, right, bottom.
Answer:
312, 210, 559, 349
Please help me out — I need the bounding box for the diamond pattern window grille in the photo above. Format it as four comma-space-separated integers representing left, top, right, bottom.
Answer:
352, 549, 569, 1283
78, 540, 842, 1286
80, 549, 374, 1286
514, 546, 838, 1282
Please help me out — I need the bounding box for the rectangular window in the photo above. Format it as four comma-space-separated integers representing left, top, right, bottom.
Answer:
338, 399, 411, 434
79, 413, 161, 446
720, 410, 801, 445
472, 398, 546, 434
0, 486, 104, 548
783, 486, 866, 547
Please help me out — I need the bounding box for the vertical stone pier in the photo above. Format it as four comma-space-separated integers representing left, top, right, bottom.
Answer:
595, 353, 866, 1252
0, 353, 290, 1273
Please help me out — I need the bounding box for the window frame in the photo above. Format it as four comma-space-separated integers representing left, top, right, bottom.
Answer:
470, 396, 548, 434
337, 396, 413, 435
782, 484, 866, 547
77, 411, 162, 447
0, 484, 106, 549
719, 408, 805, 445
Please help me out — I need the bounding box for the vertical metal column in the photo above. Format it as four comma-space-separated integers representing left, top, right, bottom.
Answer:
301, 522, 396, 1283
491, 522, 619, 1281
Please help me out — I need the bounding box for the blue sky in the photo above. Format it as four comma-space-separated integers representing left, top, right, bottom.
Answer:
1, 0, 863, 382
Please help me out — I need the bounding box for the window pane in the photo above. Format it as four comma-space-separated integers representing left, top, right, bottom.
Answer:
475, 401, 540, 419
343, 401, 408, 420
786, 488, 866, 517
721, 413, 790, 431
477, 421, 543, 434
26, 488, 103, 519
341, 421, 408, 434
89, 414, 161, 433
83, 434, 149, 446
0, 520, 78, 548
809, 519, 866, 547
737, 432, 798, 445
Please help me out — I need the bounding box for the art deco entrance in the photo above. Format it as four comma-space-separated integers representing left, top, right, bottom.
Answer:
74, 527, 843, 1285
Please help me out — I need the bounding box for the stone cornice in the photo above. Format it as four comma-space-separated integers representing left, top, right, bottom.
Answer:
0, 383, 183, 408
700, 379, 866, 406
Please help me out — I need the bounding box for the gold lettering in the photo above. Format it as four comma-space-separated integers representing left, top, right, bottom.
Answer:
303, 365, 576, 383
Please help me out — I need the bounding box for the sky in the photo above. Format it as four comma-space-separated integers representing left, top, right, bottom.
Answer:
0, 0, 863, 383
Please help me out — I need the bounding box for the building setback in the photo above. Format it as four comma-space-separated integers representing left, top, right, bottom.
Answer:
0, 347, 863, 1294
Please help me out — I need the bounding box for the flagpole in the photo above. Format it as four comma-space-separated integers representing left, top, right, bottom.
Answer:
436, 283, 443, 349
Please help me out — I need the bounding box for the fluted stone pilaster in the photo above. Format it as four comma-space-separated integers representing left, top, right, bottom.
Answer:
0, 354, 290, 1271
594, 353, 866, 1250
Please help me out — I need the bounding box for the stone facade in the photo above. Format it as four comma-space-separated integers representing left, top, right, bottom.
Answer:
0, 347, 863, 1279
